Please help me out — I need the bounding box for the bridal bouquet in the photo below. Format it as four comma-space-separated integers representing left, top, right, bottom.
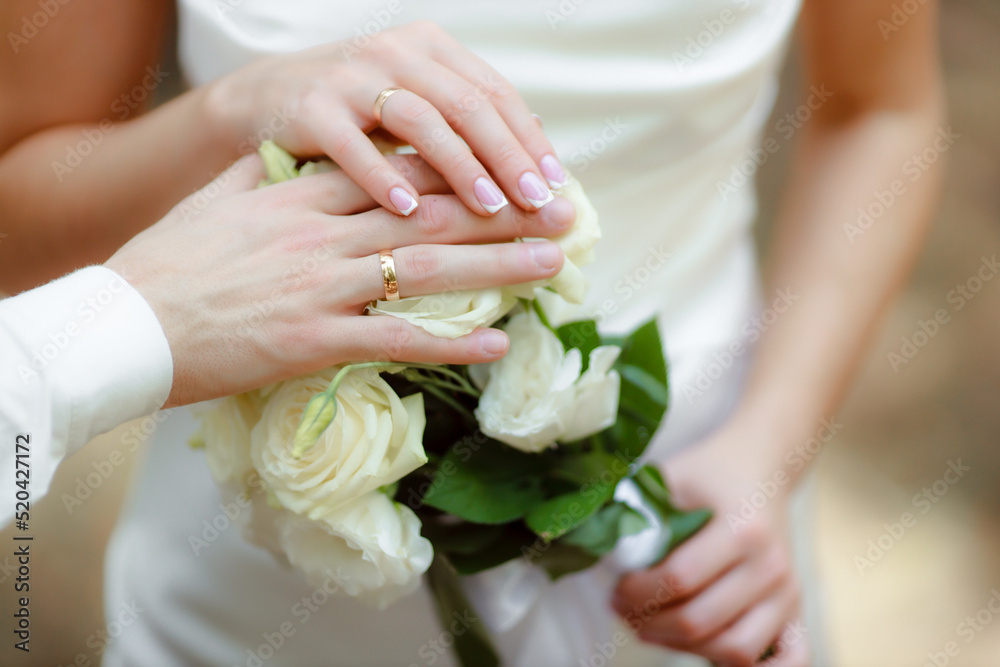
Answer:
192, 142, 710, 665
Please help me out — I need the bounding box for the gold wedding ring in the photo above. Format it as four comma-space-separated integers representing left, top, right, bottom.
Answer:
372, 87, 403, 126
379, 249, 400, 301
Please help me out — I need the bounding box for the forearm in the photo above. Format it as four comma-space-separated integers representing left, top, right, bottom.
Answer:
0, 85, 237, 293
728, 99, 946, 476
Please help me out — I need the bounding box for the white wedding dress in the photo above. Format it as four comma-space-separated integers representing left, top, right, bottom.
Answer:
103, 1, 805, 665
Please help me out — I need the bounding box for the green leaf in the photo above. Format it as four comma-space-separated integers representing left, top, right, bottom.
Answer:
556, 320, 601, 372
447, 533, 531, 575
617, 318, 667, 385
525, 479, 616, 540
258, 140, 299, 183
421, 440, 546, 524
562, 502, 649, 556
426, 557, 500, 667
421, 520, 503, 556
665, 508, 712, 553
606, 319, 669, 463
534, 542, 601, 580
632, 464, 713, 562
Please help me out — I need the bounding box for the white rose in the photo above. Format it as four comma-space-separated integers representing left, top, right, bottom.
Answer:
508, 176, 601, 305
195, 392, 263, 484
250, 367, 427, 518
473, 310, 621, 452
367, 287, 517, 339
276, 491, 433, 610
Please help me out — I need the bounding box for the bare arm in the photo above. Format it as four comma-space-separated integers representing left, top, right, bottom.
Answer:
615, 0, 945, 662
0, 0, 238, 293
0, 7, 569, 295
732, 0, 945, 467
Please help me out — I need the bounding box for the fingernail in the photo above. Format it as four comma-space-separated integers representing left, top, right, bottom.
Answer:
532, 113, 544, 128
389, 187, 418, 216
528, 242, 562, 271
539, 154, 567, 189
479, 329, 508, 356
474, 177, 508, 214
518, 171, 554, 209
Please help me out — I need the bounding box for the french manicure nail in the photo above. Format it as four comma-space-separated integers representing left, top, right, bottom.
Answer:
518, 171, 554, 209
479, 329, 508, 356
532, 113, 544, 128
528, 242, 562, 271
474, 177, 508, 214
389, 187, 418, 216
539, 154, 568, 189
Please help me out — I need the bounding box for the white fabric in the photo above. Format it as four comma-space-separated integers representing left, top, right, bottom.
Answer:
104, 1, 801, 665
0, 267, 173, 527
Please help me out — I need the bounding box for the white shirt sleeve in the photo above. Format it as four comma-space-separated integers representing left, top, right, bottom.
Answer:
0, 266, 173, 528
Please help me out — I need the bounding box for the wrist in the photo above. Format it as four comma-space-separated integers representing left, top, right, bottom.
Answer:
714, 404, 842, 490
198, 76, 251, 157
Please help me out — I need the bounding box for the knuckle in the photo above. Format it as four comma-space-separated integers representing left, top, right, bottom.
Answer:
414, 197, 449, 236
363, 161, 395, 190
399, 98, 439, 130
328, 127, 363, 158
493, 140, 525, 170
403, 246, 439, 282
382, 321, 416, 357
409, 20, 444, 39
672, 609, 711, 643
486, 77, 517, 104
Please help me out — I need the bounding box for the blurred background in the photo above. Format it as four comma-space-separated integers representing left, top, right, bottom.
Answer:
2, 0, 999, 665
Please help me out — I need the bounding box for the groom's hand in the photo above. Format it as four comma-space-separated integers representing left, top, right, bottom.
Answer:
105, 153, 575, 408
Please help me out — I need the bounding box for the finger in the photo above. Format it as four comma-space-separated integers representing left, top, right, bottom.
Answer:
290, 154, 452, 216
426, 37, 567, 189
639, 548, 789, 647
339, 316, 510, 366
398, 62, 556, 211
615, 519, 743, 611
371, 87, 511, 216
311, 119, 422, 216
764, 619, 811, 667
345, 241, 564, 304
343, 195, 575, 256
689, 591, 802, 666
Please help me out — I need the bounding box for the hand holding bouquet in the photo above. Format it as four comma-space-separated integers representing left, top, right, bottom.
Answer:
193, 143, 710, 665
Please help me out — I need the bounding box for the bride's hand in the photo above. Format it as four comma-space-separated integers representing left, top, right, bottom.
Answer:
105, 153, 573, 408
206, 21, 567, 218
613, 425, 811, 666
